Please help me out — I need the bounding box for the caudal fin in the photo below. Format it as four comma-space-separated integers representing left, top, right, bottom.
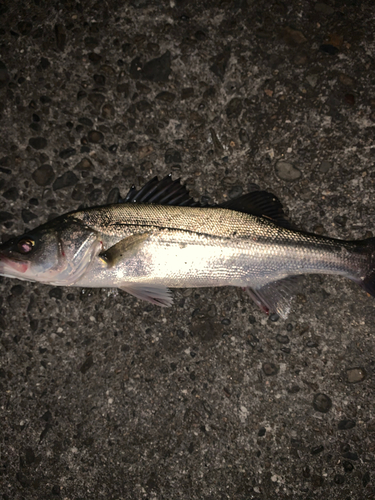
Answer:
358, 237, 375, 297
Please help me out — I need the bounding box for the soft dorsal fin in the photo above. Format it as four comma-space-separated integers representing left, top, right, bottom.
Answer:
219, 190, 292, 228
121, 174, 201, 207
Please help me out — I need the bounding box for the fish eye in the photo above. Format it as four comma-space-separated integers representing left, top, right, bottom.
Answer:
17, 238, 35, 254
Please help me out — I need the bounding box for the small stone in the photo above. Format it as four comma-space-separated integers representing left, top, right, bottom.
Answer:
339, 73, 355, 87
40, 95, 51, 104
313, 393, 332, 413
136, 100, 152, 112
88, 188, 102, 203
32, 164, 55, 186
319, 44, 339, 55
59, 147, 76, 160
21, 209, 37, 223
78, 117, 93, 127
107, 187, 120, 204
210, 48, 230, 81
0, 60, 10, 89
363, 471, 370, 487
49, 288, 62, 299
17, 21, 33, 35
77, 90, 87, 100
88, 52, 102, 64
53, 171, 78, 190
342, 461, 354, 472
181, 88, 194, 99
258, 427, 266, 436
310, 445, 324, 455
88, 130, 104, 143
116, 83, 129, 95
71, 184, 85, 201
338, 419, 356, 430
334, 215, 347, 227
0, 211, 13, 223
93, 74, 105, 86
346, 367, 367, 383
10, 284, 24, 296
156, 91, 176, 102
275, 161, 301, 181
344, 93, 355, 106
342, 451, 358, 460
84, 37, 98, 49
239, 128, 249, 145
262, 362, 279, 376
269, 313, 279, 322
127, 141, 138, 153
141, 51, 171, 82
228, 186, 243, 199
40, 57, 50, 70
51, 485, 61, 496
282, 27, 307, 45
74, 158, 93, 171
25, 446, 36, 465
29, 137, 47, 150
195, 30, 206, 41
280, 347, 291, 354
88, 93, 105, 109
306, 74, 318, 88
102, 104, 114, 119
315, 2, 334, 15
165, 148, 182, 164
320, 160, 331, 173
3, 187, 18, 201
276, 334, 289, 344
226, 98, 243, 119
80, 355, 93, 374
334, 474, 345, 485
55, 23, 66, 51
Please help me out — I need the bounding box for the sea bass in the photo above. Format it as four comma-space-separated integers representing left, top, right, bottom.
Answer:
0, 175, 374, 318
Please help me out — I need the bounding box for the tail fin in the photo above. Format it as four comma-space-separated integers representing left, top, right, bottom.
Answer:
358, 237, 375, 297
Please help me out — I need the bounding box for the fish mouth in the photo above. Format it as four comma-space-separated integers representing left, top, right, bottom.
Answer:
0, 254, 29, 275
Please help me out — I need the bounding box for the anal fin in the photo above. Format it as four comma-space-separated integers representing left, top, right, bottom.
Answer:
120, 284, 173, 307
246, 276, 302, 319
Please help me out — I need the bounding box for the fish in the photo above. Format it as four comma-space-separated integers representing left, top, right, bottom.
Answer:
0, 174, 374, 318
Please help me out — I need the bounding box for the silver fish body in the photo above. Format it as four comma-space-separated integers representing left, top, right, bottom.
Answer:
0, 176, 374, 318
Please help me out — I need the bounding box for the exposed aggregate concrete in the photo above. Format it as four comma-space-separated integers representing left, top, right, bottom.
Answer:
0, 1, 374, 498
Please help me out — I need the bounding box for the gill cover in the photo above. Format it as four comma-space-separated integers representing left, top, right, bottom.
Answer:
0, 216, 100, 285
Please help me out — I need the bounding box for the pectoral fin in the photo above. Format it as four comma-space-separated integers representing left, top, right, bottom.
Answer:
120, 284, 173, 307
100, 232, 150, 267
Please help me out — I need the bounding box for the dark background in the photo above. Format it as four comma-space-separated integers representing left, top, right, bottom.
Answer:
0, 0, 374, 498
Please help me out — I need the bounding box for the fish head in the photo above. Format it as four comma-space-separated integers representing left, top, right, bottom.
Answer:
0, 215, 100, 285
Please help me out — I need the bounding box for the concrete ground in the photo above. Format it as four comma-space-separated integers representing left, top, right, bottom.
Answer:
0, 0, 374, 498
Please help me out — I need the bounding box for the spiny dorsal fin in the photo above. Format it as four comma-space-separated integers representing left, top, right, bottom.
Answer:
121, 174, 201, 207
